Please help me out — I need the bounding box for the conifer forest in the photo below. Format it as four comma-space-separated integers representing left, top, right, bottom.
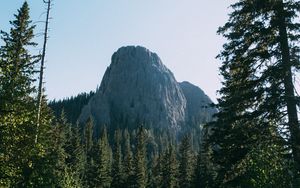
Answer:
2, 1, 300, 187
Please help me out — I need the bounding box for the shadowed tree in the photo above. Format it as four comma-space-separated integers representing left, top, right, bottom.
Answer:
111, 129, 125, 188
208, 0, 300, 186
134, 126, 147, 188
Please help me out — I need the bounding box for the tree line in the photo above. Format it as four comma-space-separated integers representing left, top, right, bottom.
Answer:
0, 3, 205, 187
2, 0, 300, 187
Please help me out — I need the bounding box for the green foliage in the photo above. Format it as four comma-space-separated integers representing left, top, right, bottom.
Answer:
123, 129, 135, 188
162, 144, 178, 188
149, 152, 163, 188
178, 134, 193, 188
207, 0, 300, 187
84, 117, 94, 164
3, 1, 300, 188
133, 126, 147, 188
0, 2, 39, 186
192, 138, 215, 188
111, 129, 125, 188
48, 91, 95, 124
64, 123, 85, 185
95, 126, 112, 187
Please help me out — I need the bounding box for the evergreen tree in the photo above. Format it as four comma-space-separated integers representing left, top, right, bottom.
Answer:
83, 117, 97, 187
209, 0, 300, 186
0, 1, 39, 114
150, 152, 163, 188
84, 117, 94, 164
64, 124, 85, 186
95, 126, 112, 187
28, 98, 62, 187
178, 134, 193, 188
123, 129, 135, 188
133, 126, 147, 188
0, 2, 39, 186
111, 129, 124, 188
162, 144, 178, 188
48, 91, 95, 124
50, 113, 69, 187
192, 140, 215, 188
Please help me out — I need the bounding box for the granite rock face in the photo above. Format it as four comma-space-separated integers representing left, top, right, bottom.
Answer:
79, 46, 187, 131
179, 81, 217, 124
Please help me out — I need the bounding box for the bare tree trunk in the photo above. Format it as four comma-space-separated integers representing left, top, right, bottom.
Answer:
277, 1, 300, 186
35, 0, 51, 144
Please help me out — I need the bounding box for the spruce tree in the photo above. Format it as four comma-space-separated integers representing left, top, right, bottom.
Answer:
111, 129, 124, 188
0, 1, 39, 114
209, 0, 300, 186
0, 2, 39, 186
95, 126, 112, 187
28, 98, 62, 187
84, 117, 94, 164
33, 111, 69, 187
123, 129, 135, 187
83, 117, 97, 187
150, 152, 163, 188
64, 124, 85, 186
162, 144, 178, 188
133, 126, 147, 188
192, 140, 215, 188
178, 134, 193, 188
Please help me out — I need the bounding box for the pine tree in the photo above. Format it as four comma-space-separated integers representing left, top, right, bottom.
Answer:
178, 134, 193, 188
133, 126, 147, 188
111, 129, 124, 188
209, 0, 300, 186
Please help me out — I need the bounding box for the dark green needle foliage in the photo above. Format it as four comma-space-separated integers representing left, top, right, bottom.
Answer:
208, 0, 300, 187
178, 134, 193, 188
123, 129, 135, 188
95, 126, 112, 188
162, 144, 178, 188
0, 2, 39, 186
134, 126, 147, 188
111, 129, 125, 188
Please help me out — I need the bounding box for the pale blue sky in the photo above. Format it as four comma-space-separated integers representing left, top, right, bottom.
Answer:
0, 1, 234, 102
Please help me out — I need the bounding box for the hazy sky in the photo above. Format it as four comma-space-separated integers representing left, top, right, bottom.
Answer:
0, 1, 235, 102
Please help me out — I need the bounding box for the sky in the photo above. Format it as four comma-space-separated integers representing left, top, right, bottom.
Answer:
0, 0, 235, 102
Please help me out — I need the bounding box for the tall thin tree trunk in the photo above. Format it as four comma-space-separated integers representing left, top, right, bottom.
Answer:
36, 0, 51, 144
277, 0, 300, 185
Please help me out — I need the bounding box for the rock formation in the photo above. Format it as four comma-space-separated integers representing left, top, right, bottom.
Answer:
79, 46, 215, 134
179, 81, 217, 125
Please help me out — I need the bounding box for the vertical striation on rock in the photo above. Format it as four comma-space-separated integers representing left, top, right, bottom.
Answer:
79, 46, 188, 132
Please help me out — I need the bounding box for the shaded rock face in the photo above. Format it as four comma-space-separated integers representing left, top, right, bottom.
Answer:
179, 81, 217, 125
79, 46, 187, 131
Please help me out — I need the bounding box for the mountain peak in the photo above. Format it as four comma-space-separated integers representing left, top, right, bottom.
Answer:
79, 46, 215, 135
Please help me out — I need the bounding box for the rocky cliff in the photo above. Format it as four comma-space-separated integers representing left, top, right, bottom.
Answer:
79, 46, 215, 133
179, 81, 216, 125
